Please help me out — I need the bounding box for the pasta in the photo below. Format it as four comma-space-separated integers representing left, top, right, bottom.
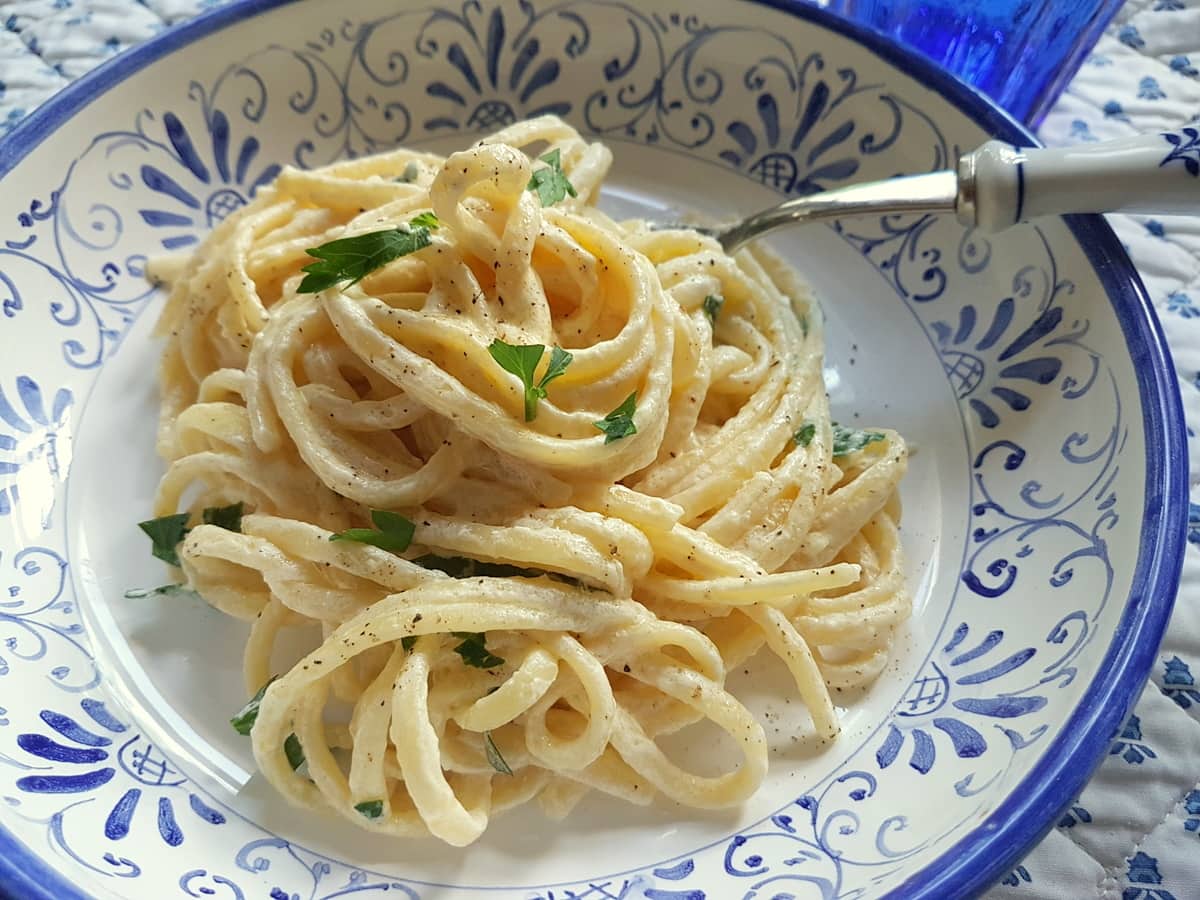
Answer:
146, 117, 909, 846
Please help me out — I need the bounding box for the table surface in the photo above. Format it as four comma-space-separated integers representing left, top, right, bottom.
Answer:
2, 0, 1199, 896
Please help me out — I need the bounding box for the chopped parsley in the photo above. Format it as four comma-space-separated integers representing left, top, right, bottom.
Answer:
831, 422, 885, 457
484, 732, 513, 775
413, 554, 537, 579
794, 422, 816, 447
138, 513, 190, 567
230, 677, 277, 736
139, 502, 246, 567
354, 799, 384, 819
594, 392, 638, 444
298, 213, 439, 293
409, 211, 439, 230
487, 339, 573, 421
452, 632, 505, 669
703, 293, 724, 324
202, 502, 244, 532
329, 510, 415, 552
284, 733, 305, 770
527, 148, 577, 207
401, 635, 418, 652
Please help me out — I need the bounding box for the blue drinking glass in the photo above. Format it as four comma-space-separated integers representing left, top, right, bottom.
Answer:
826, 0, 1125, 125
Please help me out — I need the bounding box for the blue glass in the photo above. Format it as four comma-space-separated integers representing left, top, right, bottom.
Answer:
827, 0, 1124, 124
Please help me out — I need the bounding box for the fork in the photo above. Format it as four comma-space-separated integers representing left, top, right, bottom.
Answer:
688, 131, 1200, 253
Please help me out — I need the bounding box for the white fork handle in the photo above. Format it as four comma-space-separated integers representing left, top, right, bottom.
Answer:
959, 130, 1200, 232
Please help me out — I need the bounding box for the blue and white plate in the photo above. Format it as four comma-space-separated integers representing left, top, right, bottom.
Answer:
0, 1, 1185, 897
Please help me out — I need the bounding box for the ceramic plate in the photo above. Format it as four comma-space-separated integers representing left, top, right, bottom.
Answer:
0, 1, 1185, 897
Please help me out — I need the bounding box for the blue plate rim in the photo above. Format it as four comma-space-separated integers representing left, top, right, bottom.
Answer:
0, 1, 1185, 898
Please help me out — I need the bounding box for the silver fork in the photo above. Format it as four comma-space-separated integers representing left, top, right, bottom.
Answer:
686, 132, 1200, 253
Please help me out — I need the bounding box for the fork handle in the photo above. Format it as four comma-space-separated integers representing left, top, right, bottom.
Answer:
959, 131, 1200, 232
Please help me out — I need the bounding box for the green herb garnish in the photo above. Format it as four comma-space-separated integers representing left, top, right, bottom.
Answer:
138, 513, 190, 567
794, 422, 816, 448
329, 510, 415, 552
831, 422, 885, 457
139, 503, 246, 567
298, 213, 439, 293
593, 392, 638, 444
484, 732, 513, 775
409, 211, 439, 230
452, 632, 505, 669
703, 293, 724, 324
401, 635, 418, 652
202, 501, 244, 533
527, 148, 577, 207
355, 799, 384, 819
284, 733, 305, 770
231, 677, 277, 736
487, 340, 573, 421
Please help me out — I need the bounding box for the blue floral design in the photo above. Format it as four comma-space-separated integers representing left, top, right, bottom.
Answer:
999, 864, 1032, 887
1138, 77, 1166, 101
1103, 100, 1130, 122
875, 622, 1047, 779
1183, 790, 1200, 836
1169, 55, 1198, 79
1058, 803, 1092, 828
15, 700, 226, 848
1118, 24, 1146, 50
415, 4, 571, 133
1109, 715, 1157, 765
1154, 0, 1185, 10
1124, 852, 1176, 900
136, 110, 280, 251
1069, 119, 1098, 143
0, 376, 73, 524
1160, 128, 1200, 177
1160, 656, 1200, 708
1166, 291, 1198, 318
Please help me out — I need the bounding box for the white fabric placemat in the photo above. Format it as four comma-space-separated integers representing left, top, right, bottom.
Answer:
2, 1, 1197, 895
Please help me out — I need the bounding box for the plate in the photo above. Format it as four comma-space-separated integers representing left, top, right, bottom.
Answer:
0, 1, 1185, 897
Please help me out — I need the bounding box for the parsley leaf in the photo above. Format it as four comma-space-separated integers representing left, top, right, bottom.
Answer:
138, 513, 190, 567
355, 799, 384, 819
139, 503, 249, 567
527, 149, 577, 207
452, 632, 505, 669
484, 732, 513, 775
298, 213, 439, 293
487, 339, 574, 421
284, 733, 305, 770
413, 554, 537, 579
396, 161, 420, 183
831, 422, 885, 457
703, 293, 724, 324
231, 677, 277, 736
794, 422, 816, 447
409, 211, 439, 230
329, 510, 415, 552
542, 345, 573, 388
594, 392, 638, 444
401, 635, 418, 652
202, 501, 244, 533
